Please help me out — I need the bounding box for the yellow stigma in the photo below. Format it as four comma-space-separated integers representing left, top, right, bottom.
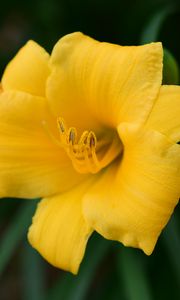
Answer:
57, 118, 122, 174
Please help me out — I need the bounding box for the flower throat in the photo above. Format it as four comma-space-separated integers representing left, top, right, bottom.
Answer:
56, 118, 122, 174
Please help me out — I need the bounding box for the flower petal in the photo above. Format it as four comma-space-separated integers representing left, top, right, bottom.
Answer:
83, 123, 180, 255
2, 41, 50, 97
47, 32, 162, 131
145, 85, 180, 142
0, 91, 86, 198
28, 179, 94, 274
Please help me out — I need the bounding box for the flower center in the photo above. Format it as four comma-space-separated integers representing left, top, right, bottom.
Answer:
57, 118, 122, 174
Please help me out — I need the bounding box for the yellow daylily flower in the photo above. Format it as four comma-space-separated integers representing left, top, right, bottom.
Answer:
0, 32, 180, 274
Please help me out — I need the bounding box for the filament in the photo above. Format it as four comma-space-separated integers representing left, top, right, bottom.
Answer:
55, 117, 122, 174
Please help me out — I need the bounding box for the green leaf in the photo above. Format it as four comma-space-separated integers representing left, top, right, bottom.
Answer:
117, 247, 152, 300
0, 198, 20, 222
0, 200, 38, 276
163, 48, 179, 85
46, 273, 74, 300
21, 242, 46, 300
140, 5, 176, 44
46, 233, 112, 300
162, 213, 180, 284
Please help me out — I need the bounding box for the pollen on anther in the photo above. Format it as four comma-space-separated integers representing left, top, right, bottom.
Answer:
60, 123, 65, 133
58, 119, 65, 133
88, 132, 96, 148
68, 129, 76, 145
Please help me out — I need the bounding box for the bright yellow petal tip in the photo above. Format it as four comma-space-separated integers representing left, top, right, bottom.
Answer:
28, 179, 94, 274
2, 40, 50, 96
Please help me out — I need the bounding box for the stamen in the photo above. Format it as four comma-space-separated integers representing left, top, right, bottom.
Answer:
57, 118, 66, 133
68, 128, 77, 145
55, 117, 122, 174
79, 131, 89, 145
88, 131, 97, 148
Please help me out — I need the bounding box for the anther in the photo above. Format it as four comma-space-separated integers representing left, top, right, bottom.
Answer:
68, 128, 77, 145
60, 122, 65, 133
55, 116, 122, 174
88, 132, 96, 148
57, 118, 66, 133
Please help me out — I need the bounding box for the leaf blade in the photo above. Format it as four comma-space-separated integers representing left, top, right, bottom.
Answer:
0, 200, 38, 276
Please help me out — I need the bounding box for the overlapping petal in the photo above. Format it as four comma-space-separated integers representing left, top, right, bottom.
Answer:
47, 32, 162, 132
0, 90, 86, 198
83, 123, 180, 255
2, 41, 50, 97
145, 85, 180, 143
28, 179, 95, 274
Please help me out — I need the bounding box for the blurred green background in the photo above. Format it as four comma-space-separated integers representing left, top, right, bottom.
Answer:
0, 0, 180, 299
